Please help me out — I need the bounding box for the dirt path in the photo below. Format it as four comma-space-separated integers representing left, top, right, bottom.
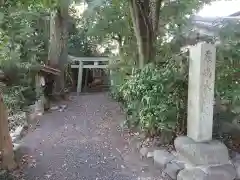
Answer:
17, 93, 166, 180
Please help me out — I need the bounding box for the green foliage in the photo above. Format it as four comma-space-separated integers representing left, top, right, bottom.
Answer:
109, 69, 128, 102
216, 21, 240, 107
109, 56, 137, 101
84, 0, 137, 61
82, 0, 239, 141
83, 0, 212, 66
0, 1, 47, 113
119, 61, 188, 137
216, 46, 240, 106
0, 0, 105, 114
68, 18, 99, 57
0, 170, 14, 180
86, 0, 131, 40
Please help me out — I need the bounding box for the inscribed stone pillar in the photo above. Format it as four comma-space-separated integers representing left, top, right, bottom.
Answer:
187, 42, 216, 142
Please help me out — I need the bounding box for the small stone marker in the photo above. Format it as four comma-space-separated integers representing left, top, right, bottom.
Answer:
187, 42, 216, 142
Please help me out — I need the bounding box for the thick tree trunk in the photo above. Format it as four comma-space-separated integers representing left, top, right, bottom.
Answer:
129, 0, 162, 68
0, 93, 16, 170
48, 1, 69, 97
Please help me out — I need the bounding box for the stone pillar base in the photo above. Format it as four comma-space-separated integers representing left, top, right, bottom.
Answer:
174, 136, 236, 180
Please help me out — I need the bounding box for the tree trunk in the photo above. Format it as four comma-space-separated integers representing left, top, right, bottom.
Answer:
48, 1, 69, 97
0, 93, 16, 170
129, 0, 162, 68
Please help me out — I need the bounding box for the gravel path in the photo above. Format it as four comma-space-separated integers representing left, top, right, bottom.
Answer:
18, 93, 165, 180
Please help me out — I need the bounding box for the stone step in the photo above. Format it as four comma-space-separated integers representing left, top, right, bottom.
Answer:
177, 164, 236, 180
174, 136, 229, 166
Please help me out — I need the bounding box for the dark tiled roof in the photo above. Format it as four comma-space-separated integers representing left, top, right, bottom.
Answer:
189, 10, 240, 37
181, 11, 240, 46
229, 11, 240, 16
192, 10, 240, 29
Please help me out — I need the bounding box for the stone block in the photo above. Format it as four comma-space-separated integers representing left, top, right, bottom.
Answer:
153, 131, 174, 146
203, 164, 236, 180
153, 149, 174, 168
147, 151, 154, 158
129, 135, 142, 151
11, 126, 24, 143
140, 147, 149, 159
177, 168, 207, 180
13, 143, 21, 152
35, 99, 44, 115
230, 150, 240, 160
171, 159, 186, 169
174, 136, 229, 166
13, 143, 30, 162
233, 161, 240, 179
140, 146, 154, 159
164, 162, 184, 179
178, 166, 236, 180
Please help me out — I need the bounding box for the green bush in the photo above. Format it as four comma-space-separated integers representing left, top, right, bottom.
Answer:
214, 22, 240, 109
215, 43, 240, 108
109, 58, 134, 102
109, 70, 126, 102
0, 170, 14, 180
0, 59, 38, 114
119, 62, 188, 137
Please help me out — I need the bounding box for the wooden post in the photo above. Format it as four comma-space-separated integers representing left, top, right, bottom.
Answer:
0, 92, 16, 170
110, 70, 114, 86
77, 61, 83, 93
84, 69, 89, 92
35, 74, 41, 98
93, 61, 99, 77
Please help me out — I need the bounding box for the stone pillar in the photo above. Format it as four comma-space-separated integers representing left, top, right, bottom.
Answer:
35, 74, 44, 115
187, 42, 216, 142
174, 42, 236, 180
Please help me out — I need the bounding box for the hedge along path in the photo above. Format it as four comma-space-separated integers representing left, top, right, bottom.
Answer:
0, 92, 16, 170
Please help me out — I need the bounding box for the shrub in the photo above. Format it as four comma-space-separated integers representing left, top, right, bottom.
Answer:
119, 62, 188, 137
109, 58, 134, 102
215, 43, 240, 109
1, 60, 38, 114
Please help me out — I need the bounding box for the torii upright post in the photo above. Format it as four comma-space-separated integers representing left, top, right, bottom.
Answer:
77, 60, 83, 93
0, 92, 16, 170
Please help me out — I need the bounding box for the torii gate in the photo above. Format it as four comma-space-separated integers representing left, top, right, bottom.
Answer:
69, 55, 112, 93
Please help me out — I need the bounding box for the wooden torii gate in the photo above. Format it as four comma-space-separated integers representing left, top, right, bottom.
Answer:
69, 56, 110, 93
